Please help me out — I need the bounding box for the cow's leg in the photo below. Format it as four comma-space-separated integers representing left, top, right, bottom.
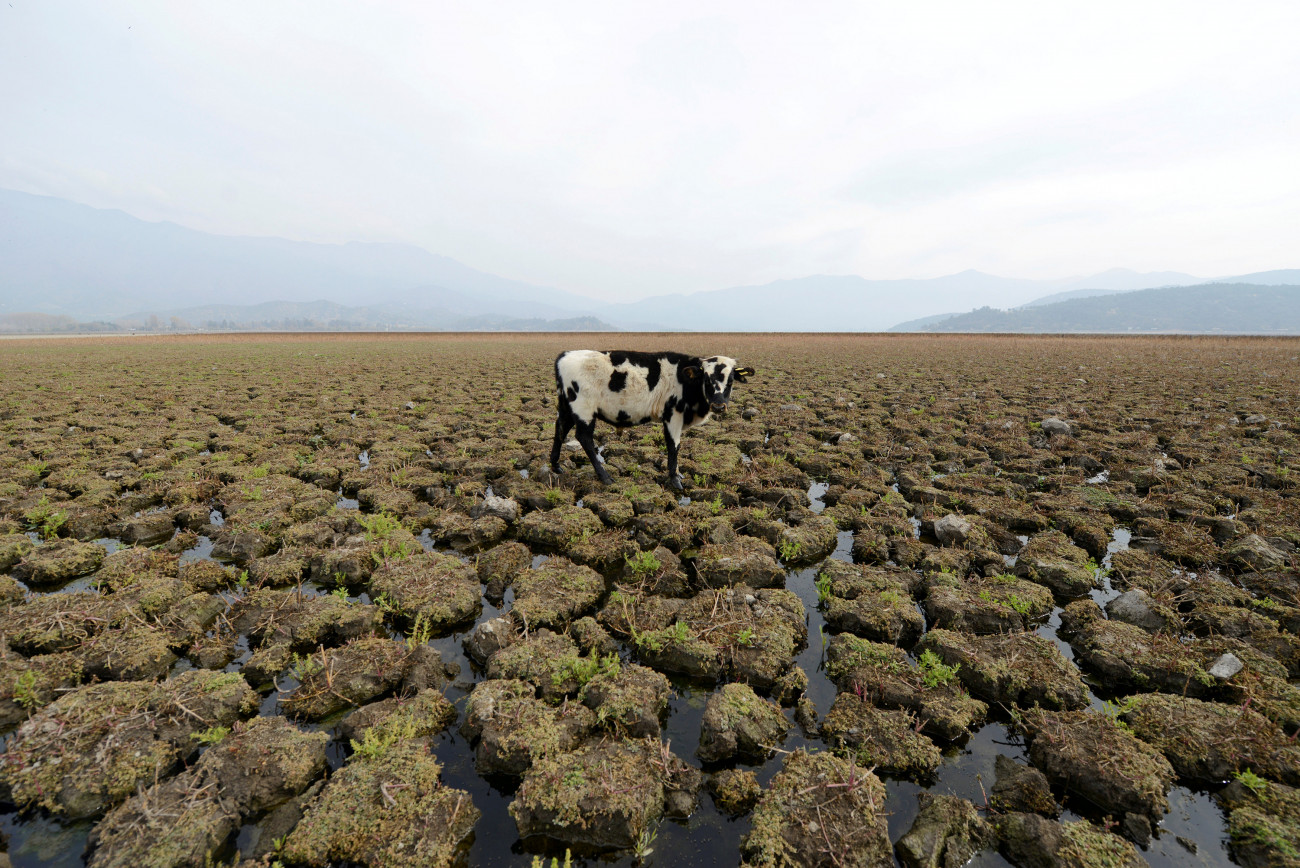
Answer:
550, 400, 575, 473
663, 420, 684, 490
575, 419, 613, 484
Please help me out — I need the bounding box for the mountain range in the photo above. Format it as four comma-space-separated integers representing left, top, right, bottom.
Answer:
2, 188, 1295, 333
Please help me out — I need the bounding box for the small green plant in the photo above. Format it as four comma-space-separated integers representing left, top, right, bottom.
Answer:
815, 570, 834, 604
24, 495, 67, 540
917, 649, 960, 688
358, 511, 401, 541
667, 620, 690, 642
331, 586, 350, 602
555, 653, 620, 689
372, 537, 417, 565
290, 652, 322, 682
624, 550, 662, 579
249, 464, 270, 478
709, 495, 724, 516
1234, 767, 1268, 796
1100, 695, 1139, 731
234, 570, 251, 594
349, 717, 418, 761
405, 612, 433, 651
530, 851, 573, 868
192, 725, 231, 746
778, 539, 803, 562
544, 488, 564, 506
11, 670, 40, 710
736, 627, 756, 647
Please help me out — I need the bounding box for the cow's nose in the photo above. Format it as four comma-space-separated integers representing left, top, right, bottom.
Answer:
711, 401, 727, 413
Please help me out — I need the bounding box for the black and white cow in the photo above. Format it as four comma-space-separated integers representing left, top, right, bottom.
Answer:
550, 350, 755, 490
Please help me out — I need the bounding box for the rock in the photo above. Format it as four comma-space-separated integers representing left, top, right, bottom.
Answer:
1244, 414, 1268, 425
780, 403, 802, 411
934, 513, 972, 547
991, 754, 1058, 817
894, 793, 994, 868
837, 432, 856, 444
742, 750, 891, 867
1209, 652, 1244, 680
471, 494, 519, 523
1040, 417, 1074, 437
742, 407, 758, 420
1105, 588, 1180, 634
463, 616, 518, 665
697, 683, 789, 763
284, 739, 479, 868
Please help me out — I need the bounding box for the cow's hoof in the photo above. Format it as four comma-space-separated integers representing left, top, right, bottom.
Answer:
668, 475, 684, 491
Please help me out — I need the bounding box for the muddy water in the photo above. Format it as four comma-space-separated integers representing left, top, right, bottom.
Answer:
0, 491, 1237, 868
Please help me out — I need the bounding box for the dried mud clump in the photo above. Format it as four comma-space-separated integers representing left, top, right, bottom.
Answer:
742, 749, 892, 868
820, 693, 942, 779
697, 682, 789, 764
510, 556, 606, 629
695, 535, 785, 589
916, 629, 1088, 710
10, 538, 105, 587
600, 585, 806, 689
825, 633, 987, 740
509, 738, 700, 851
581, 662, 671, 737
86, 717, 327, 868
1120, 693, 1300, 786
283, 739, 480, 868
1013, 529, 1098, 598
0, 670, 258, 818
1215, 777, 1300, 868
279, 636, 437, 720
995, 813, 1146, 868
922, 572, 1053, 634
1018, 707, 1175, 824
894, 793, 994, 868
369, 550, 482, 632
461, 678, 596, 777
817, 560, 923, 646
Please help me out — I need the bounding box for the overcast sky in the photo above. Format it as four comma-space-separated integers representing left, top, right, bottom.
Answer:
3, 2, 1297, 301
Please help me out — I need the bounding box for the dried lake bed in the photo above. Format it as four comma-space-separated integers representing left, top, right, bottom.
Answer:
0, 332, 1297, 868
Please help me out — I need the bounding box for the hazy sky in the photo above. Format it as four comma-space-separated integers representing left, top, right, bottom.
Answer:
3, 2, 1297, 301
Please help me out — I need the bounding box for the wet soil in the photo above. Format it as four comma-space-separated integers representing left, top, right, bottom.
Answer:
1, 333, 1298, 867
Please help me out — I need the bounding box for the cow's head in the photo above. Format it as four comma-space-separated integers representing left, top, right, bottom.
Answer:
684, 356, 756, 415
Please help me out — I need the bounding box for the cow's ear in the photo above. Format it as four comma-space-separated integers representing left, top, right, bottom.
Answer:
683, 366, 700, 380
734, 366, 755, 382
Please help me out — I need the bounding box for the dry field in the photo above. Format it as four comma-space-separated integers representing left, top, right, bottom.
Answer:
0, 333, 1298, 868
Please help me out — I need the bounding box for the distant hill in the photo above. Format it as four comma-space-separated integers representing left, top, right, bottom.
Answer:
3, 188, 1295, 333
890, 283, 1300, 334
0, 188, 596, 321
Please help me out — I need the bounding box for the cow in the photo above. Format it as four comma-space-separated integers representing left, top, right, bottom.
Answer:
550, 350, 755, 490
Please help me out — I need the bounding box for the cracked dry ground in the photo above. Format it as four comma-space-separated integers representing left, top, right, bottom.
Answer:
0, 332, 1298, 868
